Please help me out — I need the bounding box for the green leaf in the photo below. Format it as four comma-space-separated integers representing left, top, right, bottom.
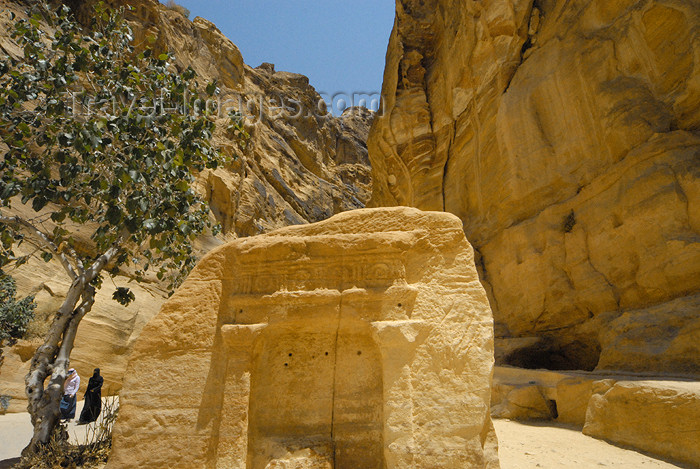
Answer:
0, 0, 236, 306
0, 274, 36, 343
31, 197, 47, 212
138, 198, 149, 212
106, 204, 122, 224
50, 211, 66, 223
41, 252, 53, 262
112, 287, 135, 306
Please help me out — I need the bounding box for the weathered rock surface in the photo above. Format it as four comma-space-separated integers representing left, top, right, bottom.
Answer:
369, 0, 700, 374
584, 380, 700, 467
108, 207, 498, 469
0, 0, 372, 411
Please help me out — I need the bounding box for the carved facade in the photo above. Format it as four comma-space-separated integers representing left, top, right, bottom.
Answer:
108, 207, 498, 469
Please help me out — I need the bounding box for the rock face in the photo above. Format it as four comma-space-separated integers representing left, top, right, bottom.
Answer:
368, 0, 700, 374
584, 380, 700, 467
103, 0, 375, 237
108, 207, 499, 469
0, 0, 372, 411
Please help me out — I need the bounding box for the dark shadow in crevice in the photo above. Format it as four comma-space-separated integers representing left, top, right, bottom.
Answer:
502, 338, 601, 372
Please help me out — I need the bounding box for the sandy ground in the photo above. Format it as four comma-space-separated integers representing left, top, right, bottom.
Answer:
0, 399, 99, 464
494, 419, 688, 468
0, 408, 688, 468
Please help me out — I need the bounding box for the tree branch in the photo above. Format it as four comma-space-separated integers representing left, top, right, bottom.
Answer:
0, 212, 79, 280
85, 245, 119, 282
62, 243, 84, 273
55, 285, 96, 364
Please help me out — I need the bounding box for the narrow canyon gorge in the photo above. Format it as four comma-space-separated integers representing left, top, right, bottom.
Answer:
0, 0, 698, 467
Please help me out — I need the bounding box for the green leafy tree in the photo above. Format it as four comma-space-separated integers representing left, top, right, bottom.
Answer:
0, 273, 37, 345
0, 2, 240, 452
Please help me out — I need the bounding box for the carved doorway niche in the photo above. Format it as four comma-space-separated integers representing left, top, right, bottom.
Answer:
247, 315, 384, 469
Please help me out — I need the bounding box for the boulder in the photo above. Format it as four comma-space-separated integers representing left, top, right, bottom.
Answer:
491, 366, 700, 464
584, 380, 700, 467
491, 367, 565, 422
108, 207, 499, 469
491, 385, 556, 421
555, 377, 594, 426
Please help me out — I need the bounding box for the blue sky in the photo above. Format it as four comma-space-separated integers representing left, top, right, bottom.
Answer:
161, 1, 395, 110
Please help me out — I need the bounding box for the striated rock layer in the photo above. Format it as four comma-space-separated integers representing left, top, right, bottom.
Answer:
368, 0, 700, 375
108, 207, 499, 469
0, 0, 372, 410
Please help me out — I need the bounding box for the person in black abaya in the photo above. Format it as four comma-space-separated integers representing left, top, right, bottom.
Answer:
77, 368, 103, 424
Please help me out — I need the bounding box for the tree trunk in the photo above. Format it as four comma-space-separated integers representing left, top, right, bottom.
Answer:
22, 283, 96, 454
19, 245, 117, 454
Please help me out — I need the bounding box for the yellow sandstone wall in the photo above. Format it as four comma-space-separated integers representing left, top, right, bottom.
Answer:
368, 0, 700, 374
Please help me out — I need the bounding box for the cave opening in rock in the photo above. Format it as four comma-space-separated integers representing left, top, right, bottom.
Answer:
502, 338, 602, 372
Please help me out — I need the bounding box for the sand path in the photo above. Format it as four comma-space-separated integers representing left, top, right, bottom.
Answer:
0, 399, 104, 465
0, 409, 688, 467
494, 419, 688, 468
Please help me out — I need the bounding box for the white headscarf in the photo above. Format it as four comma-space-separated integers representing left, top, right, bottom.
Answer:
64, 368, 80, 396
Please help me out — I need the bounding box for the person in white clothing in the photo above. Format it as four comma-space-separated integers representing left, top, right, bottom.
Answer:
60, 368, 80, 421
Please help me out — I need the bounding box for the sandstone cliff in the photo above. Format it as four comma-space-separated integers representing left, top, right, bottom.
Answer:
369, 0, 700, 375
0, 0, 372, 410
107, 0, 374, 237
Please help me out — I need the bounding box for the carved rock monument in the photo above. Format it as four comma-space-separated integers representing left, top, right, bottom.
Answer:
107, 207, 499, 469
